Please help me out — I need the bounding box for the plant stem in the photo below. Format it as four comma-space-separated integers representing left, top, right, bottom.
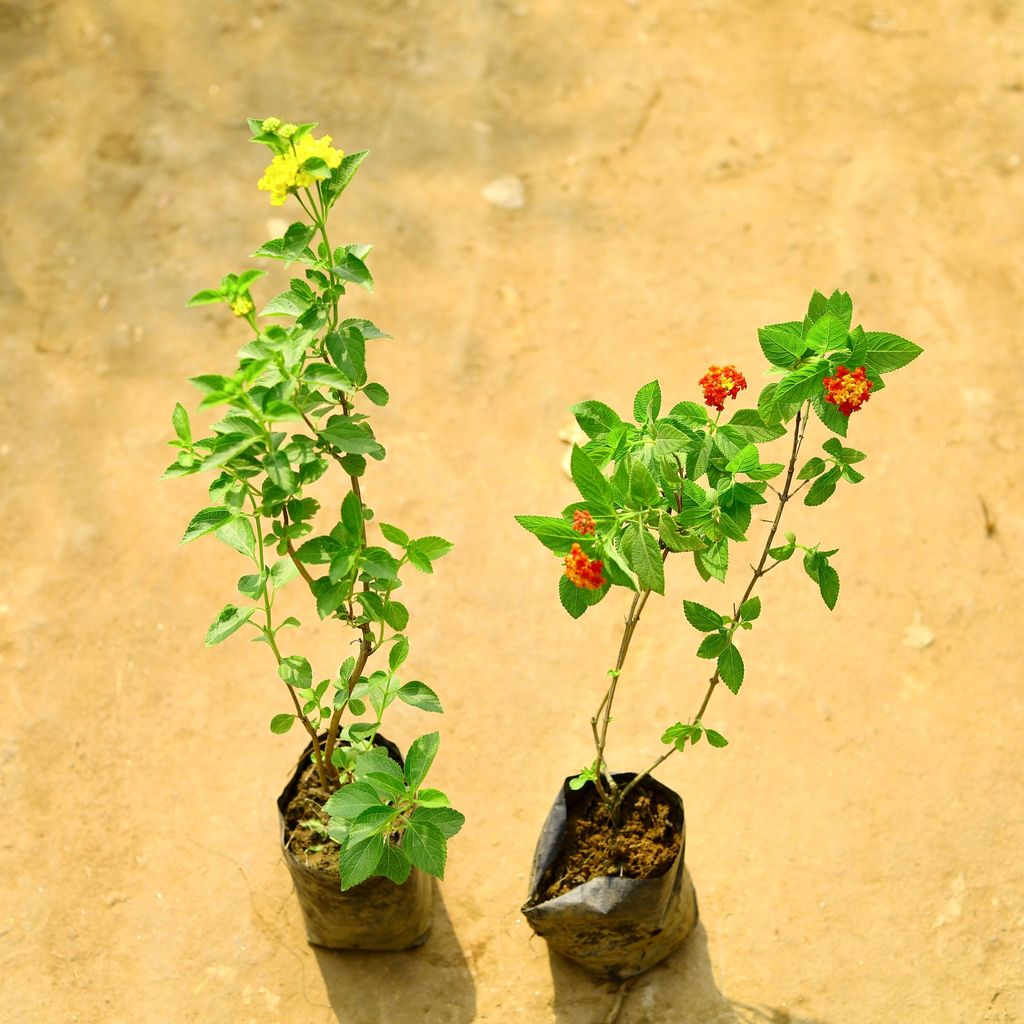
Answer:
254, 506, 329, 788
614, 403, 810, 811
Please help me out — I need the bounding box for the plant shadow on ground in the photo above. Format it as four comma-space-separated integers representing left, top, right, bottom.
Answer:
549, 922, 830, 1024
313, 883, 476, 1024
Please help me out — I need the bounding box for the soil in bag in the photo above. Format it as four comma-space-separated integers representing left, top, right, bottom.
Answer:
278, 733, 433, 950
523, 773, 697, 979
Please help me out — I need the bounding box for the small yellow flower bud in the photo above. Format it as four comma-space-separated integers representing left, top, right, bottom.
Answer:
279, 123, 298, 139
260, 117, 282, 133
230, 294, 254, 318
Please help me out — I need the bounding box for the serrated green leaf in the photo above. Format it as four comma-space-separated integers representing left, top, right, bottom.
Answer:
818, 563, 840, 609
397, 681, 443, 714
409, 536, 454, 561
633, 380, 662, 422
775, 360, 828, 408
401, 816, 447, 879
324, 780, 382, 821
572, 399, 622, 439
757, 321, 805, 366
338, 833, 385, 890
404, 732, 440, 791
798, 457, 827, 480
857, 332, 922, 374
389, 636, 409, 671
270, 713, 294, 734
705, 728, 728, 748
375, 842, 412, 885
411, 806, 465, 839
804, 467, 841, 506
515, 515, 580, 555
569, 446, 613, 510
697, 631, 731, 658
738, 596, 761, 621
623, 524, 665, 595
683, 600, 725, 631
205, 604, 255, 646
182, 506, 234, 544
717, 645, 744, 693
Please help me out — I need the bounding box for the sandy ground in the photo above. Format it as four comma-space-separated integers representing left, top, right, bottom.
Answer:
3, 1, 1024, 1021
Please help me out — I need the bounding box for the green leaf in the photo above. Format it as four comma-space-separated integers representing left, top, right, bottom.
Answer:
633, 380, 662, 422
397, 681, 443, 713
320, 419, 384, 456
705, 728, 728, 748
515, 515, 579, 555
411, 806, 465, 839
182, 506, 234, 544
215, 516, 257, 559
738, 596, 761, 621
727, 408, 786, 443
379, 523, 409, 546
757, 322, 805, 366
726, 444, 760, 475
171, 403, 191, 443
237, 569, 269, 599
667, 401, 708, 428
857, 332, 922, 374
804, 467, 841, 506
270, 713, 294, 735
717, 645, 744, 694
339, 833, 385, 890
571, 399, 622, 439
389, 636, 409, 671
205, 604, 255, 646
324, 781, 382, 820
331, 251, 374, 292
797, 457, 827, 480
569, 446, 613, 510
695, 539, 729, 583
559, 574, 590, 618
818, 563, 840, 610
409, 536, 454, 561
658, 513, 698, 553
661, 722, 692, 751
806, 313, 848, 352
270, 557, 299, 589
264, 452, 294, 491
278, 655, 312, 689
186, 288, 224, 307
683, 600, 724, 631
623, 524, 665, 595
401, 816, 447, 879
322, 149, 369, 206
375, 842, 413, 885
363, 382, 389, 406
774, 360, 828, 408
809, 389, 849, 437
404, 732, 440, 791
697, 631, 731, 659
757, 382, 782, 424
383, 601, 409, 631
260, 289, 310, 319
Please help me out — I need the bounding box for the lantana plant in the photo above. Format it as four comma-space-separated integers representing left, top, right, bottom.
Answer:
165, 118, 463, 889
517, 290, 921, 823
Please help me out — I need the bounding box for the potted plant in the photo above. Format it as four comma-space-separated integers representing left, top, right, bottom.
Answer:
515, 290, 921, 978
164, 117, 463, 950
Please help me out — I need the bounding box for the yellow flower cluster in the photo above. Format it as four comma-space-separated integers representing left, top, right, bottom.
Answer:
230, 294, 254, 318
257, 133, 344, 206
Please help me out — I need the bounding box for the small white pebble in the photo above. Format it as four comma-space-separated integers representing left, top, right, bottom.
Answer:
482, 175, 526, 211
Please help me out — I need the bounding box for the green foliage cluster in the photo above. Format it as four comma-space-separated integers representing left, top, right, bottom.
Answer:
165, 119, 462, 890
517, 290, 921, 817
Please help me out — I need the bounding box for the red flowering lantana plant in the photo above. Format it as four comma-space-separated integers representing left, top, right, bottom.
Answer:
516, 290, 921, 821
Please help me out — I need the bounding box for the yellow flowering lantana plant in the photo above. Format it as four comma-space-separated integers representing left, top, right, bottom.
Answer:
166, 118, 463, 891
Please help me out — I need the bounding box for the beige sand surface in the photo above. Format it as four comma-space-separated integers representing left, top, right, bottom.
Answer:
2, 1, 1023, 1021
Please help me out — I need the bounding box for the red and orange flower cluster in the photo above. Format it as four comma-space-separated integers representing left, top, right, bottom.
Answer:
572, 509, 596, 535
564, 543, 605, 590
822, 364, 873, 416
699, 364, 747, 411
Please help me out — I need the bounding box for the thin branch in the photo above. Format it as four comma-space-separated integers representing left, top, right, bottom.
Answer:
616, 404, 811, 807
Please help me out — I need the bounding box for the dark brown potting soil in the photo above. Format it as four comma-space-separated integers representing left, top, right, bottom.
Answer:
538, 782, 682, 900
282, 760, 338, 874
